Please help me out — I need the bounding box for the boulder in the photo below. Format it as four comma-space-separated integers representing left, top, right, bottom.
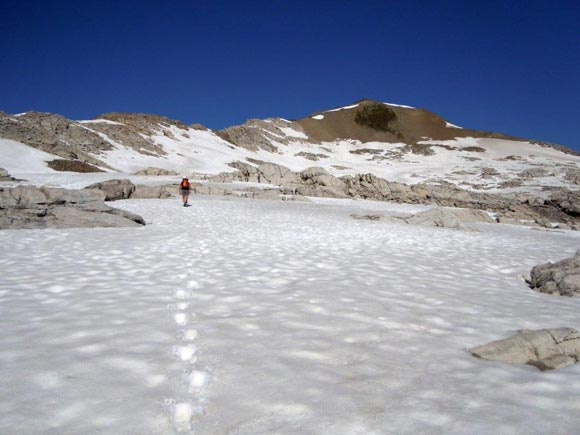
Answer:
0, 186, 144, 229
405, 208, 495, 228
470, 328, 580, 371
529, 250, 580, 296
0, 167, 15, 181
84, 179, 136, 201
257, 163, 298, 185
134, 167, 179, 176
132, 185, 174, 199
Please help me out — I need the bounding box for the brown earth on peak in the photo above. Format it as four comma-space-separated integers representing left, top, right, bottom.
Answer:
295, 99, 516, 145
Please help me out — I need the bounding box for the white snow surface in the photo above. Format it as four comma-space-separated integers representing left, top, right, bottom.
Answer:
0, 139, 55, 173
278, 126, 308, 139
326, 104, 360, 112
78, 119, 125, 125
446, 122, 463, 129
383, 102, 415, 109
1, 196, 580, 434
311, 114, 325, 120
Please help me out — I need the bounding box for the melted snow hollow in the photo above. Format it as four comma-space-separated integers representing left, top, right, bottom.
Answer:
1, 196, 580, 434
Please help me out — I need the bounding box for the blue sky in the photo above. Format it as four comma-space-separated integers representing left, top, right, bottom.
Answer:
1, 0, 578, 150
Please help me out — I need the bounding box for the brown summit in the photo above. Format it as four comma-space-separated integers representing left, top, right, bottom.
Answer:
295, 99, 514, 144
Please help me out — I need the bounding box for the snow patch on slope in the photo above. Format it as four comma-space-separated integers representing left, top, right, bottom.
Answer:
0, 139, 55, 173
383, 102, 415, 109
326, 104, 360, 112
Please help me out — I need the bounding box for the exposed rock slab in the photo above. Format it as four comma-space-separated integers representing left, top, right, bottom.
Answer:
470, 328, 580, 371
0, 186, 145, 229
132, 185, 174, 199
530, 250, 580, 296
84, 179, 136, 201
406, 208, 495, 228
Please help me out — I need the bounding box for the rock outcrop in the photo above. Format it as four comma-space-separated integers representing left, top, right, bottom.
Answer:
84, 179, 136, 201
471, 328, 580, 371
0, 186, 145, 229
529, 250, 580, 296
210, 162, 580, 227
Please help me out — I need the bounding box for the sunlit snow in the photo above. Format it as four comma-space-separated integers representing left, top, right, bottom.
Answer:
1, 196, 580, 434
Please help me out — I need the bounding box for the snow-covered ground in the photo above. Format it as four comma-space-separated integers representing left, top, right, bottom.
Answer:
1, 196, 580, 434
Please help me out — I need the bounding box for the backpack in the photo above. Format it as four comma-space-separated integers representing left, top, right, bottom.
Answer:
180, 179, 190, 188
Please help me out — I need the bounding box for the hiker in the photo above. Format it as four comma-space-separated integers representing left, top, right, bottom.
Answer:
179, 177, 191, 207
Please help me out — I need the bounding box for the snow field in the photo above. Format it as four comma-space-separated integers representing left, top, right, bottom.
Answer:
1, 196, 580, 434
166, 239, 211, 432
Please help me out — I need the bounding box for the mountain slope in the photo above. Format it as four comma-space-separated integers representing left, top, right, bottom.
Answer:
0, 101, 579, 194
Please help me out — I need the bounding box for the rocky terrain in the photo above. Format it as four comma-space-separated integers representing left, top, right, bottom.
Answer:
471, 328, 580, 371
0, 186, 145, 229
1, 100, 579, 194
209, 161, 580, 228
1, 100, 579, 232
529, 250, 580, 296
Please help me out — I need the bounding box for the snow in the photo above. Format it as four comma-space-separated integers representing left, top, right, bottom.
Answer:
78, 119, 125, 126
446, 122, 463, 129
1, 195, 580, 434
312, 114, 325, 120
326, 104, 360, 112
0, 139, 55, 173
278, 126, 308, 139
383, 102, 415, 109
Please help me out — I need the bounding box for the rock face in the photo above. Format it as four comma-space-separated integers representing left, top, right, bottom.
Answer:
529, 250, 580, 296
218, 118, 308, 152
0, 186, 145, 229
84, 179, 136, 201
470, 328, 580, 371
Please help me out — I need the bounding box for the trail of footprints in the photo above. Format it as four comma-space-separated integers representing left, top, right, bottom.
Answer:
166, 242, 211, 433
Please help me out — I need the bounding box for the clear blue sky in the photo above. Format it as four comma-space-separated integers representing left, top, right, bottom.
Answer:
1, 0, 578, 150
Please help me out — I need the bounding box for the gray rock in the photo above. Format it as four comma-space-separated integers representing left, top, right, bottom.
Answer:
530, 250, 580, 296
134, 167, 179, 176
0, 186, 144, 229
470, 328, 580, 371
518, 168, 549, 178
0, 167, 15, 181
84, 179, 136, 201
406, 208, 495, 228
565, 168, 580, 185
132, 185, 174, 199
